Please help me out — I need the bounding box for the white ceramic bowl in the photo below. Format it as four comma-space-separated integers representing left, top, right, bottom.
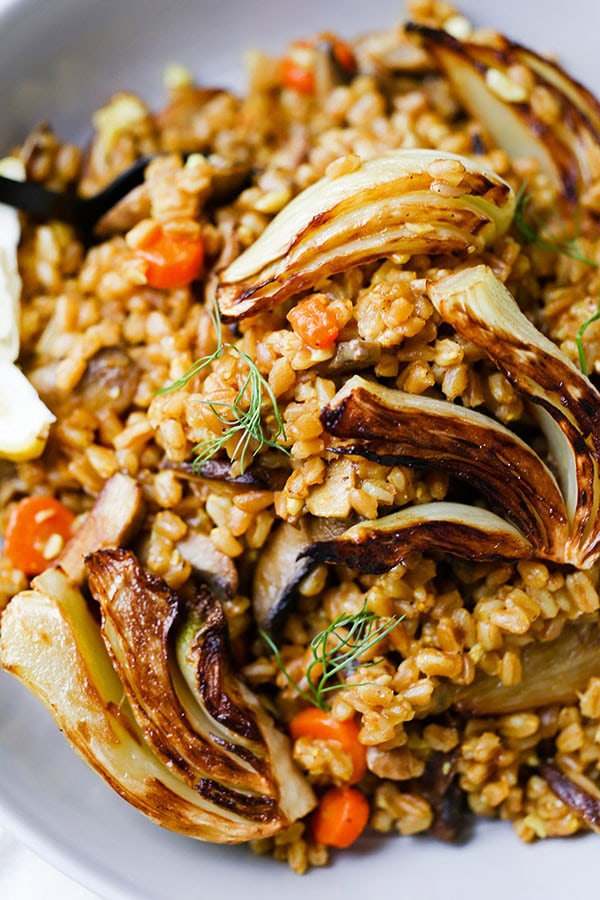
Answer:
1, 1, 599, 897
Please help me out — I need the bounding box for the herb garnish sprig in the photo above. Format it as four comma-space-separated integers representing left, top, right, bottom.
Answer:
159, 299, 288, 472
261, 604, 402, 712
514, 184, 600, 375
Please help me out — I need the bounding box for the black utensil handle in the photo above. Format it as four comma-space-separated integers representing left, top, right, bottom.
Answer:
0, 174, 79, 223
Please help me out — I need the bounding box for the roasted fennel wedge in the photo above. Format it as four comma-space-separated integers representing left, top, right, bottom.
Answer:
408, 25, 600, 204
305, 502, 533, 574
428, 265, 600, 567
312, 266, 600, 572
430, 619, 600, 716
321, 375, 568, 557
0, 566, 259, 842
174, 589, 315, 819
0, 556, 315, 842
216, 149, 515, 319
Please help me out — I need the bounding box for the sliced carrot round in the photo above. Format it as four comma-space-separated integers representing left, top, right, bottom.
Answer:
4, 496, 75, 575
279, 34, 356, 94
312, 786, 370, 848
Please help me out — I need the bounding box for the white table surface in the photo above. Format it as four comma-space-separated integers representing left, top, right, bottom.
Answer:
0, 826, 97, 899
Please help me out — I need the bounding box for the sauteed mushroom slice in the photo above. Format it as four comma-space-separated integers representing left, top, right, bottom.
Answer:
253, 519, 315, 635
162, 458, 289, 491
317, 338, 381, 375
30, 346, 140, 420
428, 265, 600, 567
0, 564, 314, 842
216, 149, 514, 319
540, 763, 600, 832
252, 516, 349, 635
305, 502, 533, 574
56, 472, 144, 584
73, 346, 140, 415
94, 158, 252, 236
93, 182, 150, 236
322, 375, 568, 556
177, 530, 239, 599
405, 751, 467, 843
408, 25, 600, 203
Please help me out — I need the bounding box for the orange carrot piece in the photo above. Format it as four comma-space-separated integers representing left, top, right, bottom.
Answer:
4, 496, 75, 575
280, 34, 356, 94
279, 57, 315, 94
331, 38, 357, 75
289, 708, 367, 784
287, 296, 339, 349
135, 225, 204, 289
312, 786, 370, 848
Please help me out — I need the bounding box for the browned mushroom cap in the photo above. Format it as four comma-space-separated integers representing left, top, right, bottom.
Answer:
428, 265, 600, 568
305, 502, 533, 574
216, 149, 514, 319
85, 547, 315, 838
407, 24, 600, 203
321, 375, 568, 557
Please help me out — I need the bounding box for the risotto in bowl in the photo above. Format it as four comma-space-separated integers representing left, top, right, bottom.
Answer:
2, 0, 600, 896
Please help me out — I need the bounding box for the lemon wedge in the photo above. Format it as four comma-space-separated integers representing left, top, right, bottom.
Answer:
0, 156, 57, 461
0, 361, 56, 461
